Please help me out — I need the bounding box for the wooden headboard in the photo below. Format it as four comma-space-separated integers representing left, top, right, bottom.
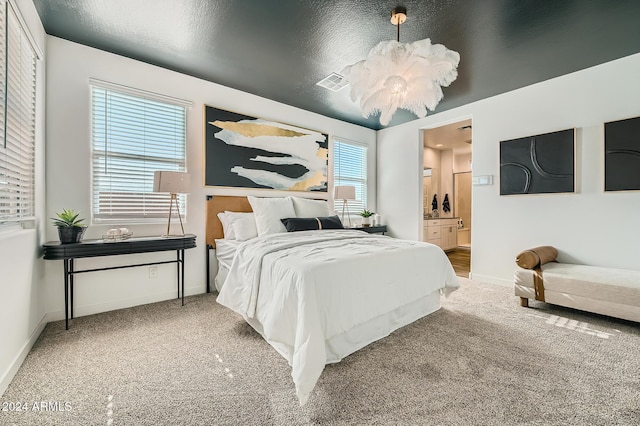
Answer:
205, 195, 253, 248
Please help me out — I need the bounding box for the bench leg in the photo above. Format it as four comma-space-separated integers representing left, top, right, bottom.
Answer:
519, 297, 529, 308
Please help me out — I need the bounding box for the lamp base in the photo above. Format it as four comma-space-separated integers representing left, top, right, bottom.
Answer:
340, 199, 352, 228
164, 193, 185, 237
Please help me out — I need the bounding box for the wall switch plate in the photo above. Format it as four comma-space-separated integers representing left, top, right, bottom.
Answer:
472, 175, 493, 186
149, 266, 158, 278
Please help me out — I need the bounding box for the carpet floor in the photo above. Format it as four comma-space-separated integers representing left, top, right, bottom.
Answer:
1, 278, 639, 425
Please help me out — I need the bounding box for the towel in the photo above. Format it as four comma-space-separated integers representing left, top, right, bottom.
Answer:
442, 194, 451, 212
431, 194, 438, 211
515, 246, 558, 269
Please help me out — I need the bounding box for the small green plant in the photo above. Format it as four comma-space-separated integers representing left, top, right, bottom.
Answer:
359, 209, 374, 218
51, 209, 85, 227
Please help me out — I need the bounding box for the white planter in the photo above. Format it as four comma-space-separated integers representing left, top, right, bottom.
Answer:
361, 217, 371, 227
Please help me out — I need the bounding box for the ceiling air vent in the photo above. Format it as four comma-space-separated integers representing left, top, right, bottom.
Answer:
316, 73, 349, 92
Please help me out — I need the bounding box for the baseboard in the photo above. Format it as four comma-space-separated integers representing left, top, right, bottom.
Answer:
468, 273, 512, 288
46, 285, 207, 322
0, 313, 48, 397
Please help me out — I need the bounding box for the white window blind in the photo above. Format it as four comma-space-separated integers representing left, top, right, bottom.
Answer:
0, 0, 37, 223
333, 139, 367, 214
91, 83, 188, 223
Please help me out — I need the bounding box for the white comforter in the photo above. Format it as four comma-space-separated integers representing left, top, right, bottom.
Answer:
217, 230, 459, 404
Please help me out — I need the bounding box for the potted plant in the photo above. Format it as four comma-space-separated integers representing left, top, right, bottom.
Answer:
359, 209, 375, 227
51, 209, 87, 244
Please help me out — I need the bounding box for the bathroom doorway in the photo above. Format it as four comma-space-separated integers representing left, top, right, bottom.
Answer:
422, 118, 472, 277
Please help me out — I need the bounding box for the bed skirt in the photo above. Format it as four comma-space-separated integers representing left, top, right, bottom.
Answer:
244, 290, 441, 366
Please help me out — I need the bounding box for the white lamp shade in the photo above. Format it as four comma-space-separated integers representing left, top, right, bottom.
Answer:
153, 171, 191, 194
334, 185, 356, 200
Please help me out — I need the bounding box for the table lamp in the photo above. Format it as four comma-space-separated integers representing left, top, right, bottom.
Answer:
334, 185, 356, 227
153, 171, 191, 236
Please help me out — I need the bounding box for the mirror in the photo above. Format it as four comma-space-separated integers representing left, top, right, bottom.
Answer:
423, 166, 440, 217
423, 168, 432, 216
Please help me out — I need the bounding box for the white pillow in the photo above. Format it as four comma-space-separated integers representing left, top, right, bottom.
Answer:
217, 212, 236, 240
225, 211, 258, 241
247, 196, 296, 235
289, 196, 330, 218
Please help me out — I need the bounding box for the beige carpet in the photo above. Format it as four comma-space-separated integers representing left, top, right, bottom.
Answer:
2, 278, 639, 425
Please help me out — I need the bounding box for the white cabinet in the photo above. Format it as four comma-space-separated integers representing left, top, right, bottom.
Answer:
441, 224, 458, 251
424, 218, 458, 251
424, 219, 441, 248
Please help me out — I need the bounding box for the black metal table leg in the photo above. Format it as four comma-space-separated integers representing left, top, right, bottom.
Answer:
176, 250, 180, 299
70, 258, 74, 319
181, 249, 185, 306
63, 259, 69, 330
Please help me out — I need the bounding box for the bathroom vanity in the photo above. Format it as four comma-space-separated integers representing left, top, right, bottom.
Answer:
424, 218, 458, 251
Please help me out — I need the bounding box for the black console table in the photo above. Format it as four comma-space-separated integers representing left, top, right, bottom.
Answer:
352, 225, 387, 235
43, 234, 197, 329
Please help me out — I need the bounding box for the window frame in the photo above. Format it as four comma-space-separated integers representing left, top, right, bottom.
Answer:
0, 0, 39, 227
333, 137, 368, 215
89, 79, 191, 225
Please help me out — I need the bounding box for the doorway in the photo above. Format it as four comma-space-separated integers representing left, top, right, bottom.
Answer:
422, 118, 472, 278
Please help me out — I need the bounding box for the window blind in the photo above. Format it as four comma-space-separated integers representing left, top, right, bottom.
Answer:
91, 84, 187, 223
0, 0, 36, 223
333, 139, 367, 214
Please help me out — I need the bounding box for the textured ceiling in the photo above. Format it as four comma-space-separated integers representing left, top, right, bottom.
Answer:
33, 0, 640, 130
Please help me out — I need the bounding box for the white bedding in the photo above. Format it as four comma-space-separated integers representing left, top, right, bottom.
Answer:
213, 239, 241, 291
216, 229, 459, 404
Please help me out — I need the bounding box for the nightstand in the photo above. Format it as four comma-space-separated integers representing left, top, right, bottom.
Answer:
352, 225, 387, 235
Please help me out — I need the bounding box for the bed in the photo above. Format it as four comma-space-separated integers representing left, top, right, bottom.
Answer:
206, 195, 459, 405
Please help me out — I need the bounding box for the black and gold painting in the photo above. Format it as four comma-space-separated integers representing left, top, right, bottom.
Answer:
500, 129, 575, 195
605, 116, 640, 191
204, 106, 328, 191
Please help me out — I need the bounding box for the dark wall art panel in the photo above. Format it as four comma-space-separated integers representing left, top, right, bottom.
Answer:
605, 116, 640, 192
204, 106, 328, 191
500, 129, 575, 195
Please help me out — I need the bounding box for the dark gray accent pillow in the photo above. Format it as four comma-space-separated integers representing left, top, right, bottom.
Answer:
280, 215, 344, 232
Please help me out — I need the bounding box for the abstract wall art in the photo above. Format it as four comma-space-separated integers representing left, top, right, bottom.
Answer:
500, 129, 575, 195
204, 106, 328, 192
605, 116, 640, 192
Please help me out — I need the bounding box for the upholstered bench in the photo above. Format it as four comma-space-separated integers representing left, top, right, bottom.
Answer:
514, 247, 640, 323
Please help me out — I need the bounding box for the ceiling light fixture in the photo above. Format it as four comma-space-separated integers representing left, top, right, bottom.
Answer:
341, 6, 460, 126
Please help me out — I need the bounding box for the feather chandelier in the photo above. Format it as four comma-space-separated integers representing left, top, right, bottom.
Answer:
342, 7, 460, 126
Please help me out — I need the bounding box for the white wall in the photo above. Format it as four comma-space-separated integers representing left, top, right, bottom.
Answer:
0, 0, 47, 396
378, 53, 640, 285
454, 153, 472, 173
44, 36, 376, 320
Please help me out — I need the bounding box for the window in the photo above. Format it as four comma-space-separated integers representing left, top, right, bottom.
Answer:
90, 81, 190, 223
333, 138, 367, 213
0, 0, 37, 224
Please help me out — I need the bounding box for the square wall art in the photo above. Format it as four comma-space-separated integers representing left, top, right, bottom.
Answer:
605, 116, 640, 191
500, 129, 575, 195
204, 106, 328, 192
